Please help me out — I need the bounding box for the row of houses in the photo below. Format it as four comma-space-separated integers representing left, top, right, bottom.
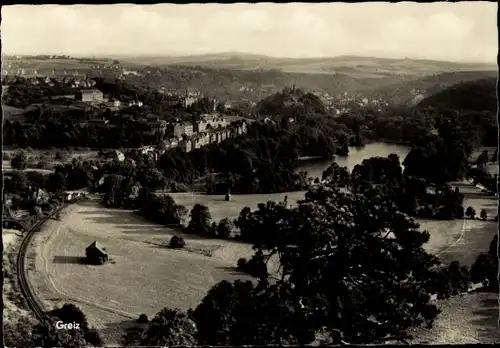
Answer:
172, 113, 229, 138
137, 120, 248, 158
172, 121, 247, 153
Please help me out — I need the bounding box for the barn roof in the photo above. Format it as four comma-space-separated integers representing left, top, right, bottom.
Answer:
86, 241, 107, 255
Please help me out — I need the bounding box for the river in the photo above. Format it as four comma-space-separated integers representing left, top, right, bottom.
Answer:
297, 142, 410, 179
173, 142, 410, 220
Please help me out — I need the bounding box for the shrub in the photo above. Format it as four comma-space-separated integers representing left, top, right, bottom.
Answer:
217, 218, 236, 239
237, 258, 248, 270
447, 260, 470, 294
138, 314, 149, 323
470, 253, 495, 286
85, 329, 103, 346
170, 181, 187, 192
480, 209, 488, 220
237, 252, 268, 279
470, 235, 499, 289
55, 151, 68, 161
465, 206, 476, 219
169, 235, 186, 249
37, 161, 50, 169
11, 151, 28, 170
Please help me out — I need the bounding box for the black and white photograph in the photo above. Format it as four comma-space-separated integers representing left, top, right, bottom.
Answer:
2, 2, 498, 347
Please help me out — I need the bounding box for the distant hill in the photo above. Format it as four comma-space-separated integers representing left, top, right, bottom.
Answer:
417, 77, 497, 112
111, 66, 410, 102
4, 54, 496, 106
118, 53, 496, 78
372, 70, 498, 106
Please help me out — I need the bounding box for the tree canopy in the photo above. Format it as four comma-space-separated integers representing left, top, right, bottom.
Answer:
192, 184, 458, 344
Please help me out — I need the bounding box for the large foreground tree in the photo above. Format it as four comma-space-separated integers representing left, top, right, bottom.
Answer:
195, 184, 454, 345
139, 308, 198, 346
31, 319, 88, 348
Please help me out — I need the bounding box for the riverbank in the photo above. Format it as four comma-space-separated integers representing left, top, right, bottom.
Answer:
184, 142, 411, 193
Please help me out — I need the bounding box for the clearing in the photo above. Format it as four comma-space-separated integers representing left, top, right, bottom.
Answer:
28, 198, 259, 345
26, 178, 497, 345
412, 180, 499, 344
3, 148, 100, 173
168, 191, 305, 223
2, 104, 26, 121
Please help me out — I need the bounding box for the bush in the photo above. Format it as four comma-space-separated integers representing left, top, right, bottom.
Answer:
447, 260, 470, 294
470, 235, 499, 289
37, 161, 50, 169
237, 258, 248, 270
465, 206, 476, 219
480, 209, 488, 220
470, 253, 495, 286
170, 181, 187, 193
237, 252, 268, 279
11, 151, 28, 170
169, 235, 186, 249
138, 314, 149, 323
55, 151, 66, 161
217, 218, 236, 239
85, 329, 103, 346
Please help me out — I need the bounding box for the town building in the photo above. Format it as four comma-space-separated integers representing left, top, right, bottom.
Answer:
75, 89, 104, 104
232, 120, 247, 135
128, 100, 143, 107
140, 145, 156, 155
168, 138, 179, 148
191, 132, 210, 149
85, 241, 108, 265
202, 113, 229, 129
191, 135, 204, 150
179, 138, 192, 153
173, 122, 194, 138
156, 139, 172, 154
194, 119, 208, 133
209, 131, 218, 144
114, 150, 125, 162
149, 119, 168, 136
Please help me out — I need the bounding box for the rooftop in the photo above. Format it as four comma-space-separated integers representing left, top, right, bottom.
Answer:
86, 241, 107, 255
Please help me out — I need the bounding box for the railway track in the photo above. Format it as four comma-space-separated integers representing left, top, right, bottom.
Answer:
16, 204, 68, 324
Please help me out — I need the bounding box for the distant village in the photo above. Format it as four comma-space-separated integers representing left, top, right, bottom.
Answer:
3, 73, 250, 161
71, 88, 249, 158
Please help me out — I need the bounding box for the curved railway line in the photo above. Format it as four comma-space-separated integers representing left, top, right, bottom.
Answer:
16, 204, 68, 324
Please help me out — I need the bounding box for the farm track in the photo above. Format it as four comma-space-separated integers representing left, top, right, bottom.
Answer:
16, 204, 68, 324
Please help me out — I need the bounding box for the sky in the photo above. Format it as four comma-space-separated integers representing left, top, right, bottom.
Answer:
1, 2, 498, 63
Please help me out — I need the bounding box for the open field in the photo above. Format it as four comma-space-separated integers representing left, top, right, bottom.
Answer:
2, 104, 26, 121
7, 54, 496, 77
170, 179, 498, 267
28, 198, 261, 345
3, 148, 101, 173
410, 288, 499, 344
413, 180, 499, 344
25, 169, 497, 345
121, 53, 496, 76
2, 160, 54, 174
410, 216, 499, 344
168, 191, 305, 223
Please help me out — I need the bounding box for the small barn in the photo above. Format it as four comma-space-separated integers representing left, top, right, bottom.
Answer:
85, 241, 108, 265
